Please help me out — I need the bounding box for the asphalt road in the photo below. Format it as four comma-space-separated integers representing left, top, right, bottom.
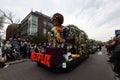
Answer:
0, 47, 114, 80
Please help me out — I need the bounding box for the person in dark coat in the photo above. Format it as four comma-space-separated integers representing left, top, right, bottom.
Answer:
107, 38, 117, 56
109, 35, 120, 76
98, 44, 102, 51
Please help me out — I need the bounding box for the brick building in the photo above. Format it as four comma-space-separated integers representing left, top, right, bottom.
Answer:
6, 11, 53, 40
6, 24, 20, 40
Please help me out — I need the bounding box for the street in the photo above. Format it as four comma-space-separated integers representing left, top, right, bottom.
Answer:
0, 47, 114, 80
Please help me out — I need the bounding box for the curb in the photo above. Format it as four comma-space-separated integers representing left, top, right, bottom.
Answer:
5, 59, 30, 65
109, 63, 120, 80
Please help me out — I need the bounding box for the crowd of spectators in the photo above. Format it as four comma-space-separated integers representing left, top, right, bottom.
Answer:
0, 38, 47, 62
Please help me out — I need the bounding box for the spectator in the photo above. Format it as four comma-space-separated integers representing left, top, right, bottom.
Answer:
98, 44, 102, 51
107, 39, 116, 56
20, 41, 24, 58
9, 38, 15, 50
108, 35, 120, 77
27, 42, 31, 58
0, 41, 9, 68
5, 41, 12, 48
20, 41, 27, 58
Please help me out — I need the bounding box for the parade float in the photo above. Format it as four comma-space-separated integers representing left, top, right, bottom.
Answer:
30, 13, 90, 73
87, 39, 100, 54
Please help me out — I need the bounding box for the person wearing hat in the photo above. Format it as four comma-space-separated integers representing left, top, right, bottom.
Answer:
50, 13, 64, 47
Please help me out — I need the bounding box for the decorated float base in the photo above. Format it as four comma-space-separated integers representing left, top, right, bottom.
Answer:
31, 50, 89, 73
37, 55, 88, 73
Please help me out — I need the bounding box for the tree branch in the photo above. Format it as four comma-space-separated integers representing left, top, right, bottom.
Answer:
0, 9, 15, 24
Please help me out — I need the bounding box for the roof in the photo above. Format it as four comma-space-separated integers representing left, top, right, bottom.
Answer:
21, 11, 51, 23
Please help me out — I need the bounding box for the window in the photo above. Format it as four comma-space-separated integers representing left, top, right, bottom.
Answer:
43, 28, 47, 35
32, 16, 38, 25
43, 20, 47, 26
28, 15, 38, 35
31, 25, 37, 35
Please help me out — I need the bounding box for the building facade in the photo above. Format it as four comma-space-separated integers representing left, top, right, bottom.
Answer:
6, 11, 53, 41
6, 24, 20, 40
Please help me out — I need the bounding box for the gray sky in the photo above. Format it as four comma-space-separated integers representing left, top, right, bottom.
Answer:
0, 0, 120, 41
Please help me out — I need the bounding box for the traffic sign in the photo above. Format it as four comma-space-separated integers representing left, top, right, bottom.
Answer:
115, 30, 120, 36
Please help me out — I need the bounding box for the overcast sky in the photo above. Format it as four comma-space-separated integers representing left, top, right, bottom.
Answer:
0, 0, 120, 41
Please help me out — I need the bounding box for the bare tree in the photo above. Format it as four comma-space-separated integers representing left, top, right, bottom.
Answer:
0, 9, 20, 24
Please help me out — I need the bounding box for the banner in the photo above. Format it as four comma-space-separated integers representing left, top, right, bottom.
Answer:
31, 52, 51, 68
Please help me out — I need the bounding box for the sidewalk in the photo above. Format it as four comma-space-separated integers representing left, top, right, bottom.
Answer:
102, 46, 120, 80
5, 58, 30, 65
